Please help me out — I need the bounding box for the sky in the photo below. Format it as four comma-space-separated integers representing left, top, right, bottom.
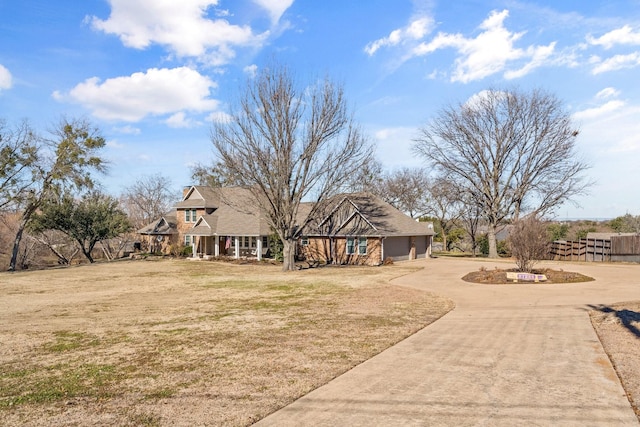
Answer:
1, 0, 639, 219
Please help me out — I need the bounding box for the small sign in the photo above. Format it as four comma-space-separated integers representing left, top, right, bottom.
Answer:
506, 272, 547, 282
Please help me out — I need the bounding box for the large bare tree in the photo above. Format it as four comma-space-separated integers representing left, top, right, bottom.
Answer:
211, 64, 372, 271
121, 173, 175, 230
414, 88, 589, 258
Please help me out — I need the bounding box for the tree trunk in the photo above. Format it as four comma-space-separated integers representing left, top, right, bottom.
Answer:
9, 217, 29, 271
282, 238, 296, 271
9, 199, 41, 271
488, 225, 498, 259
80, 247, 95, 263
79, 240, 96, 263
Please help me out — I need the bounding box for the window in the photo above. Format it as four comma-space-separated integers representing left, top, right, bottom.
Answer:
244, 236, 250, 248
358, 237, 367, 255
184, 209, 197, 223
346, 237, 355, 255
262, 236, 268, 248
185, 235, 191, 246
251, 237, 257, 248
301, 237, 309, 246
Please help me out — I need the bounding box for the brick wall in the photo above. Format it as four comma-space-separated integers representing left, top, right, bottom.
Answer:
301, 237, 382, 266
176, 208, 205, 244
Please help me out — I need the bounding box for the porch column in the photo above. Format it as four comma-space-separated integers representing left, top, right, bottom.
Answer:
191, 238, 196, 258
234, 236, 240, 259
214, 236, 219, 257
256, 237, 262, 261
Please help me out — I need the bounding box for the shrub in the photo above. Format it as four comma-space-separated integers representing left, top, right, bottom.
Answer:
508, 216, 549, 272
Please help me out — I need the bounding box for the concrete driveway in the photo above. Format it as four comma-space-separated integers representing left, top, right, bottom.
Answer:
255, 257, 640, 426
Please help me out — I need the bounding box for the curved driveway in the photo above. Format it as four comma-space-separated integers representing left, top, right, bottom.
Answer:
256, 258, 640, 426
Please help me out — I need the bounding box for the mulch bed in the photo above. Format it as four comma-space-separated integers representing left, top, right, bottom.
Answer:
462, 268, 595, 284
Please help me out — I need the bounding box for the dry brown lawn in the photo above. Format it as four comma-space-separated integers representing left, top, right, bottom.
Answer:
590, 301, 640, 421
0, 259, 453, 426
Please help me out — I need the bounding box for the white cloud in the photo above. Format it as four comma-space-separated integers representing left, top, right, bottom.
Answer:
587, 25, 640, 49
365, 16, 434, 56
591, 52, 640, 74
60, 67, 220, 122
596, 87, 620, 100
243, 64, 258, 78
449, 10, 525, 82
504, 42, 556, 79
0, 64, 12, 91
166, 112, 198, 128
573, 100, 626, 121
90, 0, 270, 66
409, 10, 556, 83
252, 0, 294, 24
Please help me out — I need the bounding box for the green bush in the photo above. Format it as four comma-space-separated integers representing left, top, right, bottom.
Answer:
477, 234, 510, 256
268, 233, 283, 262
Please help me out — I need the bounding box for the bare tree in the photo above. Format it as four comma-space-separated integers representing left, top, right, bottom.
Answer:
189, 161, 241, 188
121, 174, 175, 229
8, 117, 107, 271
211, 64, 372, 271
344, 157, 385, 196
28, 231, 79, 265
425, 176, 462, 251
459, 189, 483, 256
508, 215, 549, 272
381, 167, 429, 219
415, 88, 589, 258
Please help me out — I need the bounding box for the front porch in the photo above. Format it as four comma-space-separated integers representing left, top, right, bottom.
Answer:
191, 235, 269, 260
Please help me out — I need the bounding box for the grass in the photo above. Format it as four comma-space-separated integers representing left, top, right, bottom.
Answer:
0, 259, 453, 426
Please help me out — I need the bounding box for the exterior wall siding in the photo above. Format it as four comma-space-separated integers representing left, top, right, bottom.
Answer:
300, 237, 383, 266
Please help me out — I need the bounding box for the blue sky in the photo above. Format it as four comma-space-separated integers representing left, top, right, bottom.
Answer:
1, 0, 639, 219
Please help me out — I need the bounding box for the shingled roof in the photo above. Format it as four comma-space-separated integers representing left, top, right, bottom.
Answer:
137, 214, 178, 235
174, 186, 220, 209
303, 193, 434, 237
140, 186, 432, 240
183, 186, 271, 236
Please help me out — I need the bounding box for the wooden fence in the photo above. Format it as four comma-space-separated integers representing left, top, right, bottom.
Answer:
610, 235, 640, 263
549, 235, 640, 262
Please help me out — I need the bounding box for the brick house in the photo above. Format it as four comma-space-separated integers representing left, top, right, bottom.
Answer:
298, 193, 435, 266
138, 186, 434, 265
137, 214, 178, 253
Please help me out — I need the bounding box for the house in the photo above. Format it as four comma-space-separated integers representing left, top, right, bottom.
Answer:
138, 186, 435, 265
175, 186, 272, 259
137, 213, 178, 253
138, 186, 272, 259
298, 193, 435, 266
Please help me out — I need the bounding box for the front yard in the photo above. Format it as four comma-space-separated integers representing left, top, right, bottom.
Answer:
0, 259, 453, 426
